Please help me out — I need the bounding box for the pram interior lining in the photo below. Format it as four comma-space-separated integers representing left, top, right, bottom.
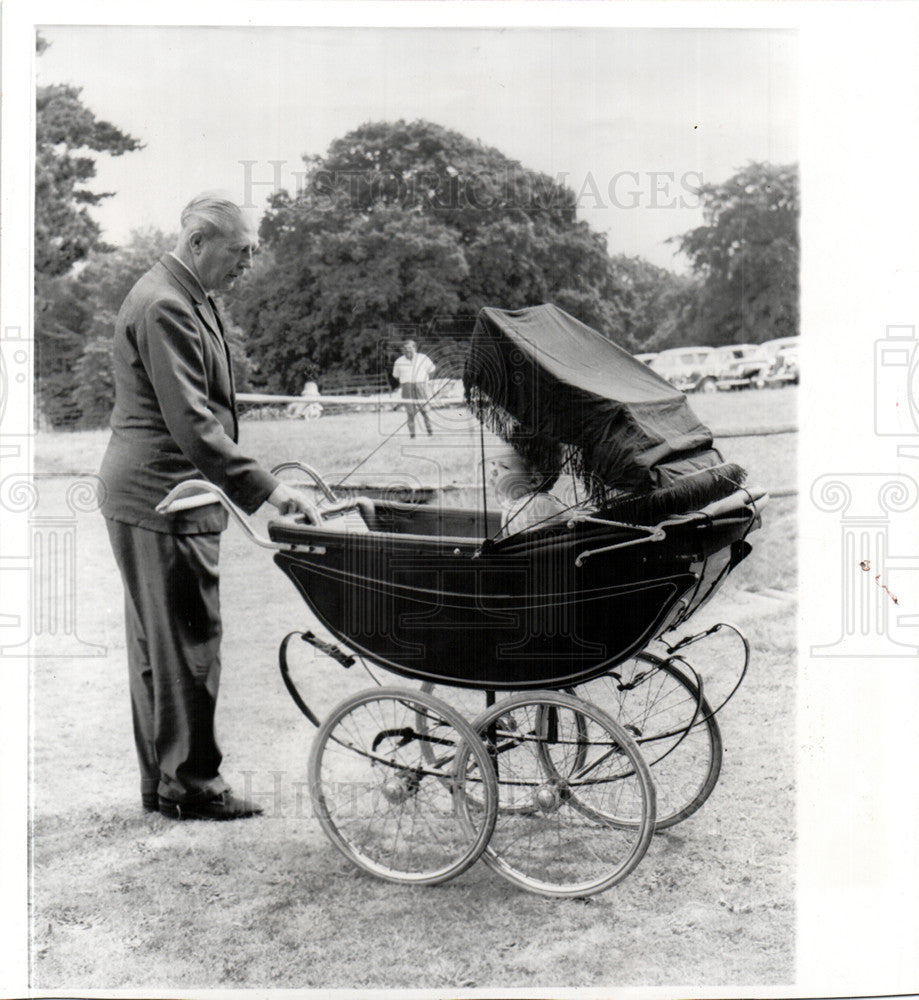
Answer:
266, 486, 763, 551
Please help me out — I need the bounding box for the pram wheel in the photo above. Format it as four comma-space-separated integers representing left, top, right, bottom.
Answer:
308, 687, 498, 886
569, 652, 723, 830
454, 691, 656, 898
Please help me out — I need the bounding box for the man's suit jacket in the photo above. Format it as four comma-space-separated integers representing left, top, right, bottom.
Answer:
100, 254, 278, 534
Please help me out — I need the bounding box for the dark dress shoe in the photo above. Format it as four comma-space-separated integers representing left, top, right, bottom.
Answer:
158, 790, 263, 821
142, 792, 159, 813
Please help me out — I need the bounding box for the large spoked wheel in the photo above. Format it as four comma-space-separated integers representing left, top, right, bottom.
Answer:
569, 653, 723, 830
308, 687, 498, 886
455, 691, 656, 898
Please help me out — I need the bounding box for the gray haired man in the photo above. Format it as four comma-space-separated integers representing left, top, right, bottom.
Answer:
100, 193, 314, 820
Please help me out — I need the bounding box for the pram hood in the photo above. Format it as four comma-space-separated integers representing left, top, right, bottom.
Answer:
463, 303, 732, 502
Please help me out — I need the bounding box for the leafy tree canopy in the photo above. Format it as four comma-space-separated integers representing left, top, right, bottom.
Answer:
231, 119, 653, 392
312, 120, 577, 237
669, 161, 799, 345
35, 40, 143, 279
35, 229, 173, 427
35, 32, 143, 426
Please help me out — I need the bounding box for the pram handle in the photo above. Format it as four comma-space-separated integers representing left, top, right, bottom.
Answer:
157, 481, 376, 544
156, 480, 324, 550
270, 462, 340, 503
310, 495, 378, 529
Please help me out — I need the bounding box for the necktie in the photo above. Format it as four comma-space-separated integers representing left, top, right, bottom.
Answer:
207, 296, 238, 437
206, 295, 224, 335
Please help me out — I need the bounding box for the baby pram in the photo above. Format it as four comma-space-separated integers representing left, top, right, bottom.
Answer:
160, 304, 765, 898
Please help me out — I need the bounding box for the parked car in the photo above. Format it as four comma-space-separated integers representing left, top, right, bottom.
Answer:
633, 352, 659, 367
712, 344, 773, 389
648, 346, 719, 392
759, 336, 800, 385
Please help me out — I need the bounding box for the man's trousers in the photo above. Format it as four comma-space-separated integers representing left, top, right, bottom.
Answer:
400, 382, 432, 436
105, 519, 229, 803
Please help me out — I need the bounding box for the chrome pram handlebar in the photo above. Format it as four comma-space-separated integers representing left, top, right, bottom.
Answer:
158, 479, 768, 568
156, 479, 374, 548
156, 480, 300, 549
270, 461, 339, 503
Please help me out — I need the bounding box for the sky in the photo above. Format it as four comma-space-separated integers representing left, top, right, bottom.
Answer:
36, 25, 797, 271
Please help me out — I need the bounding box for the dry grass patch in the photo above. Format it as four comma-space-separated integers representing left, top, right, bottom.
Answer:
30, 389, 797, 989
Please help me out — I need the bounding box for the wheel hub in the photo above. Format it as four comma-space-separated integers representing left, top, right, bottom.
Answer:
535, 782, 565, 814
381, 769, 420, 804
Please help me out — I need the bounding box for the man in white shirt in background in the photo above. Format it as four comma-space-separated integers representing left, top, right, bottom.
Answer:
392, 338, 435, 437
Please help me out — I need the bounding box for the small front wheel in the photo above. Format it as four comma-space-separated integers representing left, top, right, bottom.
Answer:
309, 687, 498, 886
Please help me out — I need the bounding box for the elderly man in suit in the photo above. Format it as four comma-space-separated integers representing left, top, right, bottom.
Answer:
100, 193, 315, 821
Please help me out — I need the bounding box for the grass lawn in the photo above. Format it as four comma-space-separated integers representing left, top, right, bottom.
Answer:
36, 385, 798, 495
28, 387, 797, 989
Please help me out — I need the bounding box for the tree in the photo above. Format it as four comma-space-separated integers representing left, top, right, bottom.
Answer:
230, 120, 641, 390
73, 336, 115, 429
602, 255, 696, 351
35, 32, 142, 426
306, 119, 577, 240
41, 229, 173, 427
72, 228, 175, 338
238, 206, 468, 392
33, 274, 92, 427
669, 162, 799, 345
35, 75, 143, 276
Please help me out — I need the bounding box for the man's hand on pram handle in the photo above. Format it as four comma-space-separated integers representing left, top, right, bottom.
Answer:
268, 486, 375, 528
268, 483, 322, 523
157, 480, 327, 551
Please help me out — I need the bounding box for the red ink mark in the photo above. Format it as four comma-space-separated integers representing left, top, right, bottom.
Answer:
859, 560, 899, 604
875, 575, 900, 604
